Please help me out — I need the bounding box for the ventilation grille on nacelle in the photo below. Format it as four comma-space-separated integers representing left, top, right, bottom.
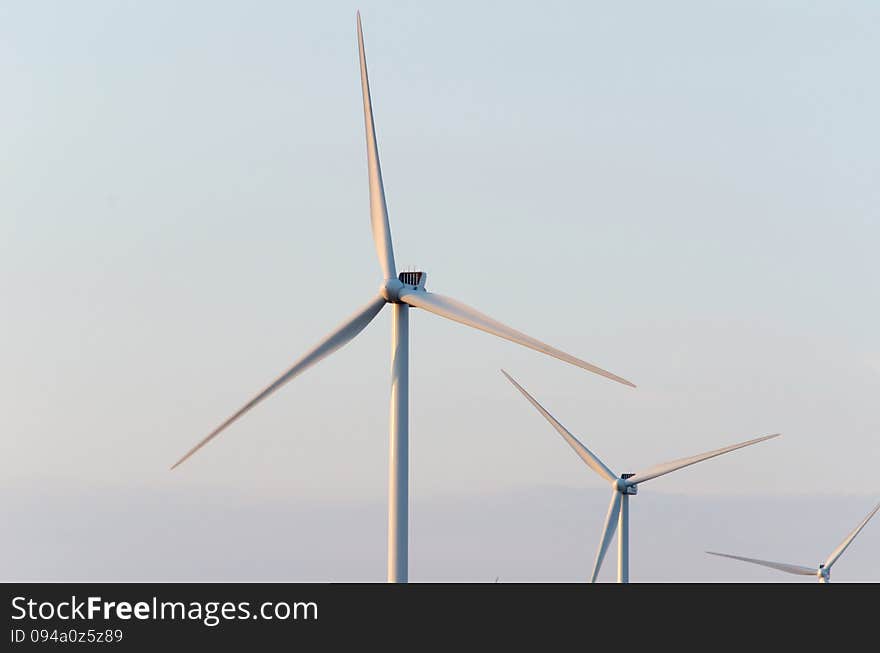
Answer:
399, 271, 424, 286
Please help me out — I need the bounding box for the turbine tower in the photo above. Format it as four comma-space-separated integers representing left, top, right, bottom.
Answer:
501, 371, 778, 583
170, 14, 635, 583
707, 500, 880, 583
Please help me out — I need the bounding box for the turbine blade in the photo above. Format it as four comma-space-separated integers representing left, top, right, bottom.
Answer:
501, 370, 616, 482
823, 500, 880, 570
591, 491, 622, 582
705, 551, 815, 576
357, 13, 396, 280
399, 289, 635, 387
171, 295, 387, 470
625, 433, 780, 486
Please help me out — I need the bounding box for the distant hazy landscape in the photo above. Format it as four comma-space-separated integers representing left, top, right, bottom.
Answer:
3, 481, 876, 582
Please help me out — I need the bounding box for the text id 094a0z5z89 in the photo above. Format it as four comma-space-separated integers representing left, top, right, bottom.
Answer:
10, 628, 124, 645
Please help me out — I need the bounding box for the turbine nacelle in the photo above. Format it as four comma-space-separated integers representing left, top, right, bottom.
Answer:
382, 271, 427, 302
616, 475, 637, 495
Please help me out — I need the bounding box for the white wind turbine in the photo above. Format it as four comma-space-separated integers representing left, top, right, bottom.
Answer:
170, 14, 635, 583
501, 371, 779, 583
707, 501, 880, 583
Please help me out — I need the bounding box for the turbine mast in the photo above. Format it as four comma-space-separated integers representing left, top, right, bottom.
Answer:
388, 302, 409, 582
618, 473, 636, 583
618, 492, 630, 583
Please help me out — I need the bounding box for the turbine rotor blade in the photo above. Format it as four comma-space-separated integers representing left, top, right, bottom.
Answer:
705, 551, 815, 576
591, 491, 622, 582
356, 13, 396, 280
625, 433, 780, 486
823, 500, 880, 570
501, 370, 616, 482
399, 289, 635, 387
171, 295, 387, 470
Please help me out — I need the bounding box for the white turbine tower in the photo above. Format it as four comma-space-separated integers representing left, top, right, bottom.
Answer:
501, 371, 779, 583
707, 500, 880, 583
170, 14, 635, 583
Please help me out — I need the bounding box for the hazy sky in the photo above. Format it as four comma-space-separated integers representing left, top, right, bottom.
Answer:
2, 2, 879, 580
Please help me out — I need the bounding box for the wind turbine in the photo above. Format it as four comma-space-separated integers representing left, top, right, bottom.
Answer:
170, 14, 635, 583
501, 371, 779, 583
707, 500, 880, 583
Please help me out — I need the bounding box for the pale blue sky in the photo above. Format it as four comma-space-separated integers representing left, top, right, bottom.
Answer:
1, 2, 879, 579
